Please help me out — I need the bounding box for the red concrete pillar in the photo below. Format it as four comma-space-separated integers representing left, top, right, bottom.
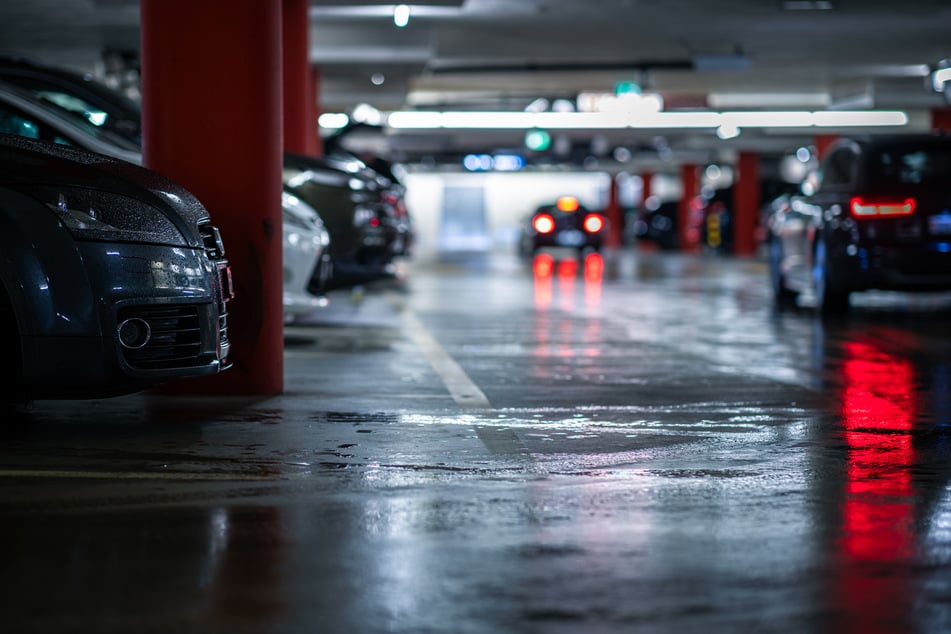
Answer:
140, 0, 284, 395
814, 134, 838, 160
732, 152, 760, 256
283, 0, 319, 156
641, 171, 653, 204
932, 108, 951, 130
678, 163, 699, 252
605, 174, 622, 248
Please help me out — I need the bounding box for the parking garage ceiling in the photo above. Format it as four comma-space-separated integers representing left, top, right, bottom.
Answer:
1, 0, 950, 164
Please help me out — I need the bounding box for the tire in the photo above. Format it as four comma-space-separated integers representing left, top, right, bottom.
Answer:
812, 236, 849, 314
768, 239, 798, 306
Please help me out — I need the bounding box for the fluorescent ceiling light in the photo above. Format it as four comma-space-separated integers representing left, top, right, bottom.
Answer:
381, 110, 909, 130
393, 4, 410, 27
933, 66, 951, 92
708, 92, 830, 108
318, 113, 350, 129
721, 111, 815, 127
309, 5, 461, 18
717, 124, 740, 140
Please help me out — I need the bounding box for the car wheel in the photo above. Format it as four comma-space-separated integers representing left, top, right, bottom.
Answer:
812, 236, 849, 314
768, 239, 798, 306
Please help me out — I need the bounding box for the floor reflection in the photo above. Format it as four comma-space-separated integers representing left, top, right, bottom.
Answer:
833, 339, 918, 633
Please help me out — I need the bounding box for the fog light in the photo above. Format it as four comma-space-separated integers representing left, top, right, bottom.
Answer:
118, 318, 151, 349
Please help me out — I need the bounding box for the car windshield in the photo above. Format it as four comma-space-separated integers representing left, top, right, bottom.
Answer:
867, 145, 951, 190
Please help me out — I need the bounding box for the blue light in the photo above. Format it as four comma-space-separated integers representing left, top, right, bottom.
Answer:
463, 154, 493, 171
936, 243, 951, 253
492, 154, 525, 171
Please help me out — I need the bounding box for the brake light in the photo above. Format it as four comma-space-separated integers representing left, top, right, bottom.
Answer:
533, 214, 555, 234
583, 214, 604, 233
849, 197, 916, 218
556, 196, 580, 212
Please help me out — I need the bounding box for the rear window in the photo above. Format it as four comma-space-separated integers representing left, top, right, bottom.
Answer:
867, 145, 951, 189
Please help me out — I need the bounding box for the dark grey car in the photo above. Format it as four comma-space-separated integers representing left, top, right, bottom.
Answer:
767, 134, 951, 313
0, 133, 232, 401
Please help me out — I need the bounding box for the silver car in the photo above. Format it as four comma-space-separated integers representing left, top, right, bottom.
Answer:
282, 189, 332, 323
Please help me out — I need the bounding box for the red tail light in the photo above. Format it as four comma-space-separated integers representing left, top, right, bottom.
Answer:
533, 214, 555, 234
583, 214, 604, 233
849, 197, 916, 218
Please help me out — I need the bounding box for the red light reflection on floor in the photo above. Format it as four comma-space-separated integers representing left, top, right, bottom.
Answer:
531, 253, 605, 362
532, 253, 555, 309
583, 253, 603, 306
835, 340, 918, 632
840, 341, 916, 561
532, 253, 605, 311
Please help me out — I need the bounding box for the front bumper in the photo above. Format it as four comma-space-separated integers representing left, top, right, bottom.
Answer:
19, 240, 231, 399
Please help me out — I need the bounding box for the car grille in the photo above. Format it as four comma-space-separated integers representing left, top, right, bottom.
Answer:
199, 220, 232, 365
118, 305, 204, 370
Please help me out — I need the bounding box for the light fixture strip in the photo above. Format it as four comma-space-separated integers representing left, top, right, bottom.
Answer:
378, 110, 909, 130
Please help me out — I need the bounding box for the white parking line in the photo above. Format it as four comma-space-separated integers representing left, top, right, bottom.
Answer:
399, 308, 492, 409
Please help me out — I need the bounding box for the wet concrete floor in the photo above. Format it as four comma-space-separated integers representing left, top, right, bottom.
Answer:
3, 248, 951, 633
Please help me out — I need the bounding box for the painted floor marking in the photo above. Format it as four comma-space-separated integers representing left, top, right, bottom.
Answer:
399, 308, 492, 409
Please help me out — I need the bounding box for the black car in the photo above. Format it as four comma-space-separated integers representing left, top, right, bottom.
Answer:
283, 152, 404, 289
0, 133, 232, 401
0, 79, 141, 163
0, 65, 406, 293
631, 200, 679, 250
0, 55, 143, 145
767, 134, 951, 313
518, 196, 607, 257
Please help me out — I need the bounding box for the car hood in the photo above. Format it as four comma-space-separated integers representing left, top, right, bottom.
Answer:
0, 134, 209, 245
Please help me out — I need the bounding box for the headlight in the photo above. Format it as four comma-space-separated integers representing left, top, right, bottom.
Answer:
30, 186, 188, 245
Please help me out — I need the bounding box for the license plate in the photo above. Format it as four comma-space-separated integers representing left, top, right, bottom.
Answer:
929, 213, 951, 235
555, 230, 584, 246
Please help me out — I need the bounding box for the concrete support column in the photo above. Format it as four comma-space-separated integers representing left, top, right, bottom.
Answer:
931, 108, 951, 130
732, 152, 760, 257
283, 0, 319, 156
140, 0, 284, 395
814, 134, 838, 160
605, 174, 622, 248
678, 163, 699, 252
641, 172, 653, 204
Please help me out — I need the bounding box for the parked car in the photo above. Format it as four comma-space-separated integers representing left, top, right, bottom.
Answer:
518, 196, 606, 257
0, 79, 141, 163
361, 154, 414, 258
0, 79, 337, 320
282, 189, 332, 323
283, 152, 404, 289
0, 133, 232, 401
0, 55, 143, 145
631, 199, 679, 250
767, 134, 951, 313
323, 123, 415, 258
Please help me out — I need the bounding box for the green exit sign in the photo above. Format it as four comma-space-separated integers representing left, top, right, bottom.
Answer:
614, 81, 641, 96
